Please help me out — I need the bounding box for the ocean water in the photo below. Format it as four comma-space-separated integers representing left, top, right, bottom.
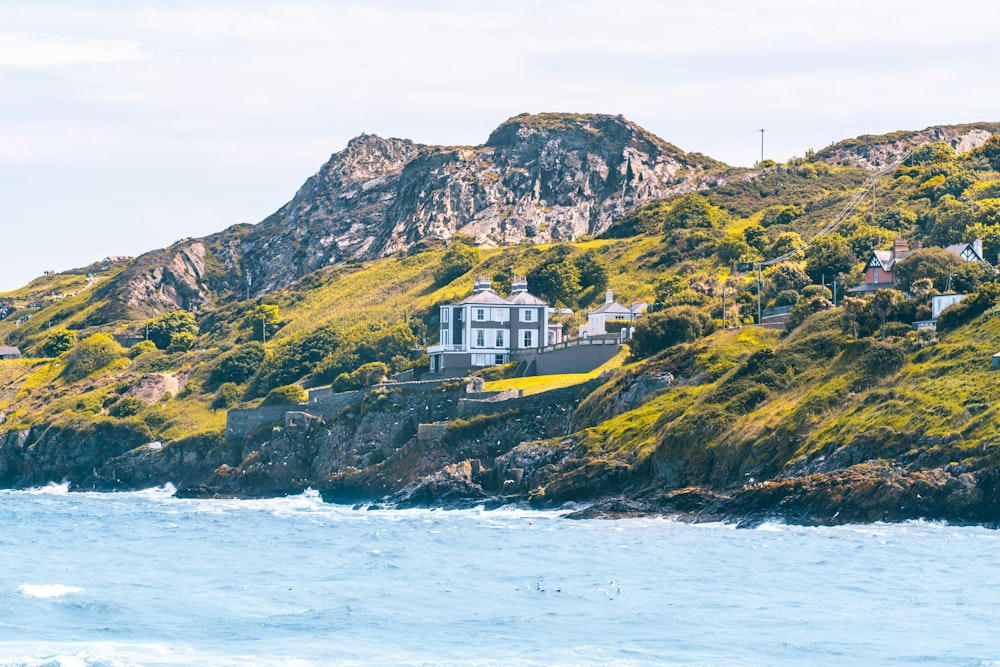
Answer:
2, 485, 1000, 666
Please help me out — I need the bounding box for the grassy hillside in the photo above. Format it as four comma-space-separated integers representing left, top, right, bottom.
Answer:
3, 127, 1000, 514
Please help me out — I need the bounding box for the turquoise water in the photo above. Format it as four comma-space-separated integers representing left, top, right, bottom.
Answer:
2, 484, 1000, 666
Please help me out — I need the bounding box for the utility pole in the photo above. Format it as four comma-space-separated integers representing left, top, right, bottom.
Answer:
722, 289, 727, 329
759, 129, 765, 165
262, 314, 267, 344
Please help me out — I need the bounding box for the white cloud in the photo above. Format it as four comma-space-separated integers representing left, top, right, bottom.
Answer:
0, 32, 141, 67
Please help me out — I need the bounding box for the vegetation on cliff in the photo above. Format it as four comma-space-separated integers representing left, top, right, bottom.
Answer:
3, 117, 1000, 522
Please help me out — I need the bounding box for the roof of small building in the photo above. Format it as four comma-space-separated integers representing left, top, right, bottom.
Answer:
0, 346, 21, 356
506, 291, 547, 305
454, 289, 510, 306
591, 301, 633, 315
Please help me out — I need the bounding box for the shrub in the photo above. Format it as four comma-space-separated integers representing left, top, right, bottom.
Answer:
166, 331, 195, 353
108, 396, 146, 418
63, 334, 126, 382
631, 306, 711, 359
146, 310, 199, 350
128, 340, 157, 359
332, 361, 389, 392
211, 342, 265, 386
261, 384, 307, 406
39, 329, 77, 357
212, 382, 243, 410
434, 241, 480, 285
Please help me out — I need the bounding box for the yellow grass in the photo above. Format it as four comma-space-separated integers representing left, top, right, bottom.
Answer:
484, 347, 629, 396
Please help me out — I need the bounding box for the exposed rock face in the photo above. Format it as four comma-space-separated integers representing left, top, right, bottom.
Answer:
105, 113, 720, 302
815, 123, 1000, 170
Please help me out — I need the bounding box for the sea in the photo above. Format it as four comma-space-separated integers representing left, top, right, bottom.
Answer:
1, 485, 999, 667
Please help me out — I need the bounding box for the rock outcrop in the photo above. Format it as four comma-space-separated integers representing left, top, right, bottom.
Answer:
814, 122, 1000, 169
101, 113, 722, 305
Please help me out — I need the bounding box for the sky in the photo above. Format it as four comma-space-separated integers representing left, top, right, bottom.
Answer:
2, 0, 999, 291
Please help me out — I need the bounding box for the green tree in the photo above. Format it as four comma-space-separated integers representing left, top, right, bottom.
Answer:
743, 224, 768, 252
909, 142, 955, 166
166, 331, 195, 353
716, 232, 756, 262
574, 249, 610, 291
146, 310, 199, 350
531, 260, 581, 307
924, 195, 974, 246
973, 134, 1000, 171
39, 328, 77, 357
848, 224, 890, 259
434, 241, 480, 285
766, 263, 810, 296
250, 304, 282, 342
62, 333, 126, 382
109, 396, 146, 418
760, 204, 803, 227
766, 232, 805, 260
869, 289, 902, 339
662, 193, 724, 231
841, 296, 866, 339
630, 306, 711, 358
804, 235, 854, 284
892, 247, 964, 293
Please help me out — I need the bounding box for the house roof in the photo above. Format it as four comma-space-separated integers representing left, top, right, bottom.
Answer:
506, 291, 547, 306
0, 346, 21, 356
945, 242, 983, 262
454, 289, 510, 305
591, 301, 633, 315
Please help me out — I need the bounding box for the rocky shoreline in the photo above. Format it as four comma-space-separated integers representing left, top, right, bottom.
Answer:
3, 378, 1000, 528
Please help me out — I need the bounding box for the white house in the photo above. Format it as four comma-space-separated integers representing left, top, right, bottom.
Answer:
578, 290, 647, 339
427, 276, 551, 376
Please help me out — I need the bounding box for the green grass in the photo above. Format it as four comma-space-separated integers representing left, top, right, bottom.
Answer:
484, 348, 629, 396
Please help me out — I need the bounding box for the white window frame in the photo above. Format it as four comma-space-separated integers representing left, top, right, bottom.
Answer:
492, 307, 509, 322
441, 308, 449, 323
521, 308, 534, 323
522, 329, 535, 348
441, 329, 450, 346
475, 329, 485, 347
495, 329, 506, 348
475, 308, 486, 321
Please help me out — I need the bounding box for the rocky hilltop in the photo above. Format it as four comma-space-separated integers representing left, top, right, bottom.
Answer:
814, 122, 1000, 169
99, 113, 722, 313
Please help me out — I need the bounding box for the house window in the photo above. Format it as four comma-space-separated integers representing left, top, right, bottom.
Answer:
471, 354, 493, 367
521, 308, 534, 322
475, 308, 486, 321
495, 354, 505, 365
492, 307, 508, 322
522, 330, 535, 348
441, 330, 450, 346
441, 308, 449, 323
495, 330, 505, 347
476, 330, 485, 347
873, 268, 879, 283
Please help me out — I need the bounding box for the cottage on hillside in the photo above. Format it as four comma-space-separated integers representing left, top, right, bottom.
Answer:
578, 290, 647, 339
849, 238, 985, 296
0, 346, 22, 360
427, 276, 550, 377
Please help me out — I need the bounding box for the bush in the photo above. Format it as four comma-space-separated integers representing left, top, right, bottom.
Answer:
332, 361, 389, 392
166, 331, 195, 353
434, 241, 480, 285
146, 310, 199, 350
108, 396, 146, 418
212, 382, 243, 410
128, 340, 157, 359
261, 384, 307, 406
211, 342, 266, 386
39, 329, 77, 357
631, 306, 711, 359
62, 334, 126, 382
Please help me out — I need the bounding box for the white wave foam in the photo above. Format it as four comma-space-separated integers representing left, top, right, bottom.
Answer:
22, 481, 71, 495
16, 583, 85, 598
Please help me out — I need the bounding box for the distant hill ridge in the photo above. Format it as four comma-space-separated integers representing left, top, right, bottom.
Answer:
93, 115, 998, 317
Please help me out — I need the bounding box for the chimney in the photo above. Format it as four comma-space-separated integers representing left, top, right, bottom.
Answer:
511, 275, 527, 293
605, 289, 614, 304
893, 239, 908, 256
914, 240, 923, 251
473, 275, 492, 293
974, 238, 984, 259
